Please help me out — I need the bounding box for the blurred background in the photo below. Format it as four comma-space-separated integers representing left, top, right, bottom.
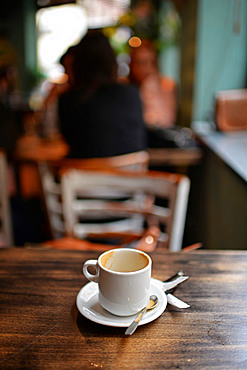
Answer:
1, 0, 246, 126
1, 0, 247, 250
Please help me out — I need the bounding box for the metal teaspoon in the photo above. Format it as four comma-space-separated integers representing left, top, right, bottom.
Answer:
162, 270, 190, 308
125, 295, 158, 336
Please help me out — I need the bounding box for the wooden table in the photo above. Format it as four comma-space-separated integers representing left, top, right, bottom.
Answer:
1, 247, 247, 369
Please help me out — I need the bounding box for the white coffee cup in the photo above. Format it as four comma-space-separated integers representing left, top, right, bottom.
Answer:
83, 248, 152, 316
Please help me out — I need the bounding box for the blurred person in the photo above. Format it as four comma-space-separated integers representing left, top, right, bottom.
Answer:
39, 45, 76, 139
128, 40, 183, 148
58, 30, 147, 158
0, 66, 20, 156
129, 39, 177, 129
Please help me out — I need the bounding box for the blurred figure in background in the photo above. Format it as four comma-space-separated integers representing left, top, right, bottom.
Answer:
58, 30, 147, 158
129, 39, 178, 147
39, 45, 76, 139
129, 39, 177, 128
0, 66, 20, 156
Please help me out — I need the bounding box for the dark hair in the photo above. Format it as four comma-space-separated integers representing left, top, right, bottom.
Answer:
72, 30, 117, 91
59, 45, 76, 67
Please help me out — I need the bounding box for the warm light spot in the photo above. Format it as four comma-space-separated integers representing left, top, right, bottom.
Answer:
90, 363, 103, 368
128, 36, 142, 48
145, 235, 154, 245
50, 73, 68, 84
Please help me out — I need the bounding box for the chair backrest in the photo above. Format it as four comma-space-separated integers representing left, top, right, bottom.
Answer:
38, 151, 149, 239
61, 168, 190, 251
0, 149, 13, 246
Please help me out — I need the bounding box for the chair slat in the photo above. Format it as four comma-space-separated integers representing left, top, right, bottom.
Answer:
38, 151, 150, 239
62, 168, 190, 251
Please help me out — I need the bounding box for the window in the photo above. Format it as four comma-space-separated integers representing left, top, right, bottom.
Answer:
36, 1, 130, 81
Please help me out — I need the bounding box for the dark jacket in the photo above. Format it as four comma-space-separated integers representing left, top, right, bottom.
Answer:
58, 83, 147, 158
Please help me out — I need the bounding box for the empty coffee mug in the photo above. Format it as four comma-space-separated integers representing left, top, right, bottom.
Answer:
83, 248, 152, 316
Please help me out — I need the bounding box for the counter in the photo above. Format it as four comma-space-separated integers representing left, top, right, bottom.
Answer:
192, 123, 247, 250
196, 129, 247, 182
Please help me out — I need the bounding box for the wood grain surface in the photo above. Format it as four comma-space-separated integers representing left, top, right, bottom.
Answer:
0, 247, 247, 369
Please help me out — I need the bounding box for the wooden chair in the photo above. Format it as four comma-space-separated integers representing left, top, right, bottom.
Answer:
0, 150, 13, 247
38, 151, 149, 239
60, 168, 190, 252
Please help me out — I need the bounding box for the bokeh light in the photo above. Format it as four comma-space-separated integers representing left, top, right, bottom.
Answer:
128, 36, 142, 48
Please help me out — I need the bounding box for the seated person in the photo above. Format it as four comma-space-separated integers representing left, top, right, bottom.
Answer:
39, 46, 76, 139
58, 30, 147, 158
128, 40, 179, 148
129, 39, 177, 129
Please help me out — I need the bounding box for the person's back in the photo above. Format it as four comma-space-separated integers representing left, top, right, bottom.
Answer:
58, 30, 147, 158
59, 82, 146, 158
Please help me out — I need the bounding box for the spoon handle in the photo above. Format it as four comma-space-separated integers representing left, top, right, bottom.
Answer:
125, 307, 147, 335
166, 293, 190, 308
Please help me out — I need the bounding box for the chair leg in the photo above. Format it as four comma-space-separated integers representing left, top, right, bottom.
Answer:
182, 242, 202, 252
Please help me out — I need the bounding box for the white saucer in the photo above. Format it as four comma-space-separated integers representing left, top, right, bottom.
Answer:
76, 278, 167, 327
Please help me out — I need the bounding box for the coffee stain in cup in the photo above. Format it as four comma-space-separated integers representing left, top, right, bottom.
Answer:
101, 250, 115, 270
101, 250, 149, 272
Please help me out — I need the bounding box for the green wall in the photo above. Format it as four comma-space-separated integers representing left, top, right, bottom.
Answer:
0, 0, 37, 93
193, 0, 247, 121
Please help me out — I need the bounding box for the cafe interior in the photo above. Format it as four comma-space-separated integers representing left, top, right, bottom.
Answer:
1, 1, 247, 368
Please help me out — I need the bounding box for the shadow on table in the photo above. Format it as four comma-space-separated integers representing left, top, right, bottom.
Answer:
76, 311, 126, 338
75, 303, 184, 339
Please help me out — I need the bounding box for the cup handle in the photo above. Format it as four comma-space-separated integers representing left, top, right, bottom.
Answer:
83, 259, 99, 283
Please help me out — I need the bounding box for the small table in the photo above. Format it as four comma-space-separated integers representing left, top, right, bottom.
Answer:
1, 247, 247, 369
148, 147, 202, 167
12, 134, 69, 197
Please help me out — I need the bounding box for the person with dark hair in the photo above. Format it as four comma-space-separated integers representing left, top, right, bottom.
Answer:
59, 45, 76, 87
58, 30, 147, 158
72, 30, 117, 91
